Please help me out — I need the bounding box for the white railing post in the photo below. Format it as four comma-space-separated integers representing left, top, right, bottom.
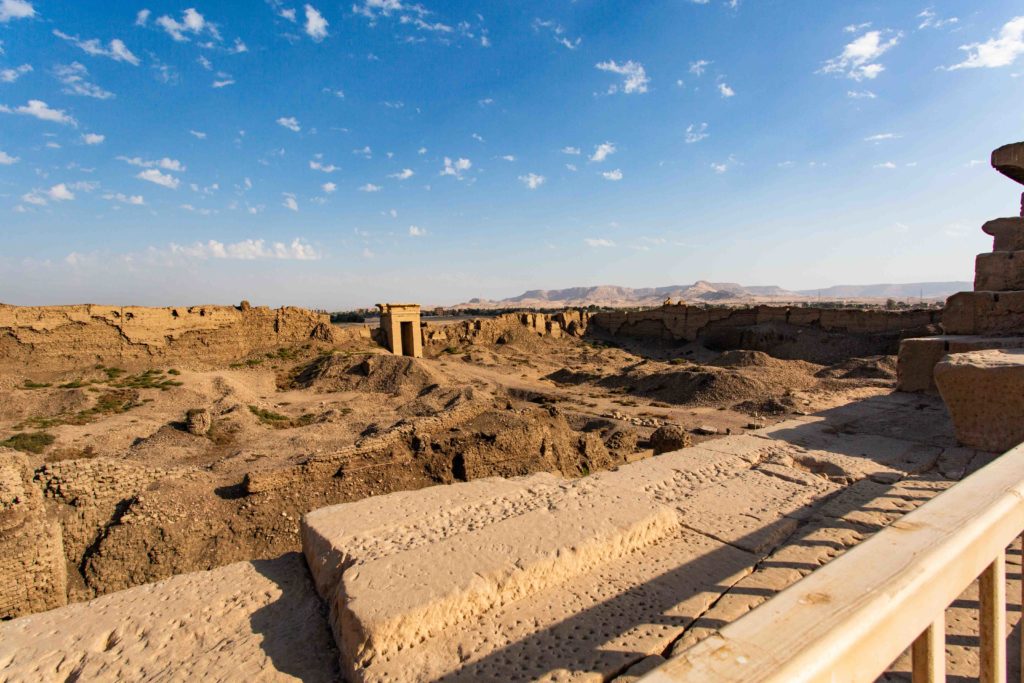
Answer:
912, 615, 945, 683
980, 551, 1007, 683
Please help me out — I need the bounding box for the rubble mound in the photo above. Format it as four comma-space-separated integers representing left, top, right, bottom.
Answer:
817, 355, 897, 380
649, 424, 691, 454
293, 353, 450, 397
708, 349, 784, 368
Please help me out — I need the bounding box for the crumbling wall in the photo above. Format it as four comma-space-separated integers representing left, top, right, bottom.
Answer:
589, 305, 940, 363
422, 310, 591, 347
0, 303, 344, 373
0, 449, 67, 619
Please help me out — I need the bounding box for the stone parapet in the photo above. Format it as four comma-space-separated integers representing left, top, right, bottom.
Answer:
943, 290, 1024, 335
897, 335, 1024, 392
982, 217, 1024, 252
974, 251, 1024, 291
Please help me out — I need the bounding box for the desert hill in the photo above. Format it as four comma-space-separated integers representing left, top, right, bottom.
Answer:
456, 280, 969, 309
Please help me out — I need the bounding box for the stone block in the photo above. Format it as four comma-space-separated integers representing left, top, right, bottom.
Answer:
983, 217, 1024, 252
943, 290, 1024, 335
992, 141, 1024, 185
935, 349, 1024, 452
975, 251, 1024, 291
897, 335, 1024, 392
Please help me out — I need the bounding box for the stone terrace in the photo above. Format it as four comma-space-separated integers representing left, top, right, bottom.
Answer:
1, 391, 1008, 683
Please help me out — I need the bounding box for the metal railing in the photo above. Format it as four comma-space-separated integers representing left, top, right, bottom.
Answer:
641, 444, 1024, 683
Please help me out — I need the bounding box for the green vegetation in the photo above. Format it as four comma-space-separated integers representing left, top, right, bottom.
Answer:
22, 380, 52, 389
1, 431, 55, 454
110, 369, 183, 390
248, 404, 318, 429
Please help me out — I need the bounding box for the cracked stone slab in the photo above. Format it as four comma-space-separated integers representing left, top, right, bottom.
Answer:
675, 467, 839, 554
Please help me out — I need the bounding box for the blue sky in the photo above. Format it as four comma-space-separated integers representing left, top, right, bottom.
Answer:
1, 0, 1023, 308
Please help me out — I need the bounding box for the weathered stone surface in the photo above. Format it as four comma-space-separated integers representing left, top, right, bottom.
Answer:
649, 423, 691, 454
897, 335, 1024, 392
0, 554, 340, 682
943, 290, 1024, 335
185, 407, 213, 435
975, 251, 1024, 291
992, 140, 1024, 185
0, 303, 351, 373
983, 217, 1024, 251
0, 449, 66, 620
935, 349, 1024, 452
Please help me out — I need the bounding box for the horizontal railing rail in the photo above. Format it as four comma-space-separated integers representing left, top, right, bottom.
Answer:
641, 443, 1024, 683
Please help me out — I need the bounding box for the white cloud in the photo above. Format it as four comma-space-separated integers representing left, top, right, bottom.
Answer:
501, 155, 516, 161
167, 237, 321, 260
519, 172, 545, 189
918, 8, 958, 31
844, 22, 872, 34
47, 183, 75, 201
155, 8, 214, 42
282, 193, 299, 211
565, 163, 577, 172
103, 192, 145, 205
53, 62, 114, 99
135, 9, 150, 26
864, 133, 901, 142
440, 156, 471, 178
874, 161, 897, 169
589, 141, 616, 162
0, 0, 34, 22
418, 147, 427, 155
322, 181, 336, 193
949, 16, 1024, 70
359, 183, 382, 192
711, 155, 737, 174
584, 238, 615, 247
277, 116, 301, 132
137, 168, 180, 189
388, 168, 414, 180
323, 87, 345, 98
309, 160, 338, 173
304, 4, 329, 42
408, 225, 426, 236
819, 30, 901, 81
718, 82, 735, 97
532, 18, 580, 50
53, 30, 140, 65
595, 59, 649, 94
561, 146, 581, 155
0, 99, 77, 126
689, 59, 711, 76
602, 169, 623, 181
212, 77, 235, 88
21, 190, 46, 205
478, 97, 494, 106
353, 145, 372, 158
190, 129, 207, 139
118, 156, 185, 171
0, 63, 31, 83
0, 150, 18, 164
471, 132, 485, 143
847, 89, 877, 99
685, 122, 709, 144
82, 133, 104, 145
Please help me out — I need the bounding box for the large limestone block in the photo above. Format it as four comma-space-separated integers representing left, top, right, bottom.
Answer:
898, 335, 1024, 392
0, 554, 340, 683
975, 251, 1024, 291
992, 141, 1024, 185
935, 348, 1024, 452
983, 217, 1024, 252
943, 290, 1024, 335
302, 475, 681, 680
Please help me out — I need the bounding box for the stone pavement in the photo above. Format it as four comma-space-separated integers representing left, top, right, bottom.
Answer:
0, 392, 1012, 683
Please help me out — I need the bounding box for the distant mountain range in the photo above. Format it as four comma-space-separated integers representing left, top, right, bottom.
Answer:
455, 280, 970, 309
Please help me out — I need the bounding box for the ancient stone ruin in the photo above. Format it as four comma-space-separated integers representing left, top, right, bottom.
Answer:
898, 142, 1024, 451
376, 303, 423, 358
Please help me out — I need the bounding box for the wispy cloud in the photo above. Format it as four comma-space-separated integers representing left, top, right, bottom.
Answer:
685, 122, 709, 143
54, 62, 114, 99
532, 18, 580, 50
118, 156, 185, 171
584, 238, 615, 247
689, 59, 711, 76
164, 237, 321, 260
596, 59, 649, 94
155, 8, 220, 43
359, 183, 382, 192
718, 82, 735, 97
409, 225, 426, 236
918, 8, 958, 31
53, 30, 140, 65
602, 169, 623, 181
864, 132, 901, 142
440, 156, 471, 179
388, 168, 414, 180
0, 0, 35, 23
0, 150, 18, 164
82, 132, 104, 145
0, 63, 31, 82
137, 168, 180, 189
277, 116, 300, 132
